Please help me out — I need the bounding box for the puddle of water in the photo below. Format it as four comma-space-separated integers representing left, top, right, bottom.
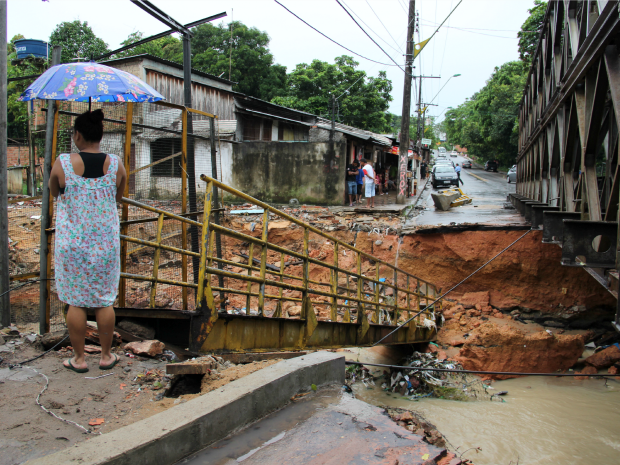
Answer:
349, 348, 620, 465
176, 391, 341, 465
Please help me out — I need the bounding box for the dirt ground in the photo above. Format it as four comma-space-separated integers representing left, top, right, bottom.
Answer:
0, 340, 281, 465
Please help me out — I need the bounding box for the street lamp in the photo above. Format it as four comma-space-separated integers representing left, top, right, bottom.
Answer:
429, 74, 461, 105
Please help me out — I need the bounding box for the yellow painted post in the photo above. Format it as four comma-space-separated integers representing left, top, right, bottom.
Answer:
406, 276, 411, 322
302, 227, 309, 303
245, 243, 254, 315
196, 181, 213, 305
181, 108, 188, 309
273, 252, 285, 318
44, 106, 60, 332
343, 274, 351, 323
119, 102, 133, 308
374, 264, 380, 323
393, 270, 398, 321
393, 269, 399, 324
356, 251, 362, 323
258, 210, 269, 315
330, 242, 338, 321
149, 213, 165, 308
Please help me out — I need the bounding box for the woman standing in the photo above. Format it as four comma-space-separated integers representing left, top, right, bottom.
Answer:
49, 109, 127, 373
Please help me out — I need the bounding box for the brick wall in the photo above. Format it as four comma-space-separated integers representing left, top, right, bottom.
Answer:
7, 145, 28, 167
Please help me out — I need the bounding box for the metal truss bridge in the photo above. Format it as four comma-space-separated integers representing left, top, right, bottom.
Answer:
515, 0, 620, 330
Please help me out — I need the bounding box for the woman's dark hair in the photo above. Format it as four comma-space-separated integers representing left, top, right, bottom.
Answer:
74, 109, 104, 142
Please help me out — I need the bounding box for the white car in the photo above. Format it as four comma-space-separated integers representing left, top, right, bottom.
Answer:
507, 165, 517, 183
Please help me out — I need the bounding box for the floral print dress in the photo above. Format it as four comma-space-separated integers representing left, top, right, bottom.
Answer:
55, 153, 120, 308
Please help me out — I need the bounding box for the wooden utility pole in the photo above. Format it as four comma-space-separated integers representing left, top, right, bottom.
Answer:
0, 1, 9, 327
396, 0, 415, 204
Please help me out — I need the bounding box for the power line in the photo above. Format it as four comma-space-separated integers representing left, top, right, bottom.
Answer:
335, 0, 405, 72
273, 0, 398, 67
365, 0, 404, 53
342, 0, 403, 56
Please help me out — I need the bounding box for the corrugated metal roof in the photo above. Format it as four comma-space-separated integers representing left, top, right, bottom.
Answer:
316, 117, 392, 146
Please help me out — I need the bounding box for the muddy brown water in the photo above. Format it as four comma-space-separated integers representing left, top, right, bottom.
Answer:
348, 348, 620, 465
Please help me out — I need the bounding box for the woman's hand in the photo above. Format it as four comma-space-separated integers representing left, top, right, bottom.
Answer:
116, 156, 127, 203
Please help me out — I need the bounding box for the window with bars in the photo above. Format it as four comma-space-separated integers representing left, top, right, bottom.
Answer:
151, 138, 183, 178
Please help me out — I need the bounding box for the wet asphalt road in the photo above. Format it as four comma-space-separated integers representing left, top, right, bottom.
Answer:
406, 154, 523, 228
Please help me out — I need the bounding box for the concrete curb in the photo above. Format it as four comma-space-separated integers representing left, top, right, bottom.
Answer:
25, 352, 345, 465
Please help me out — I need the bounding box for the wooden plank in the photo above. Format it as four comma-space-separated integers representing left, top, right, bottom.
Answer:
216, 351, 307, 365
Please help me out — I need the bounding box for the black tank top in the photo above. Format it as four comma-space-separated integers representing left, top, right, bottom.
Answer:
59, 152, 107, 194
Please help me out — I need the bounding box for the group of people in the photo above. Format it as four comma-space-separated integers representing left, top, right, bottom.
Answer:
346, 159, 392, 208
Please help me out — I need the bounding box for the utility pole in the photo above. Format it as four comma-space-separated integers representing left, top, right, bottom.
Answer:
0, 1, 9, 328
396, 0, 415, 204
182, 35, 201, 283
330, 94, 335, 143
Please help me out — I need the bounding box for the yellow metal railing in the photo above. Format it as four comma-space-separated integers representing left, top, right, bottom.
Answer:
116, 174, 439, 343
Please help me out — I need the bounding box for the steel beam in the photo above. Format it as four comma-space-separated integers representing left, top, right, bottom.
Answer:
524, 201, 546, 223
561, 220, 618, 268
531, 205, 560, 230
542, 211, 582, 243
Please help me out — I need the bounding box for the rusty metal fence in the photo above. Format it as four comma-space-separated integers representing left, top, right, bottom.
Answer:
110, 174, 439, 351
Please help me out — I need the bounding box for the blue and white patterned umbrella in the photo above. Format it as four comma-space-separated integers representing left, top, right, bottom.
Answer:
18, 62, 164, 103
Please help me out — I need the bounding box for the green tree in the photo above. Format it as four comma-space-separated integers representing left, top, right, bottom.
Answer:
7, 34, 48, 139
273, 56, 393, 133
49, 20, 109, 63
112, 31, 183, 62
444, 61, 526, 167
190, 21, 287, 101
517, 0, 547, 63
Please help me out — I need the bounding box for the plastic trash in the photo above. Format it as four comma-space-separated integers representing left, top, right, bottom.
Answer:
162, 350, 178, 362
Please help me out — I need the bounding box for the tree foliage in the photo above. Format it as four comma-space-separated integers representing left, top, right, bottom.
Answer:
272, 56, 393, 133
113, 31, 182, 62
444, 61, 527, 166
191, 21, 287, 101
517, 0, 547, 63
49, 20, 109, 63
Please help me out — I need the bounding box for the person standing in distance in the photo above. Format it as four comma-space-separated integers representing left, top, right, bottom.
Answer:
49, 109, 127, 373
360, 158, 376, 208
345, 160, 359, 206
455, 163, 464, 186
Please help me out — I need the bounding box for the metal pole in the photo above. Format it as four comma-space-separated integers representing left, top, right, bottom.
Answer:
417, 82, 422, 140
183, 35, 200, 283
38, 45, 61, 334
0, 2, 9, 328
27, 103, 36, 195
396, 0, 415, 204
209, 117, 224, 309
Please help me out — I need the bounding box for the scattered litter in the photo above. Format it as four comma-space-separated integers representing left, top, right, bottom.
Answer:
230, 209, 264, 215
88, 418, 105, 426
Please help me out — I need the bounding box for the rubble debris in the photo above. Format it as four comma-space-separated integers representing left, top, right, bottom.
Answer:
346, 352, 501, 402
166, 356, 217, 375
584, 344, 620, 369
117, 319, 156, 340
124, 340, 165, 357
386, 408, 447, 448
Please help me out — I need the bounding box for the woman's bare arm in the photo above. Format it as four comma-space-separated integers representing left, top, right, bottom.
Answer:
48, 159, 64, 198
116, 157, 127, 203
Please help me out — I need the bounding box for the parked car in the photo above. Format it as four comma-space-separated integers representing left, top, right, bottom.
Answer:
432, 165, 458, 188
507, 165, 517, 183
450, 151, 457, 158
462, 160, 472, 168
484, 160, 499, 172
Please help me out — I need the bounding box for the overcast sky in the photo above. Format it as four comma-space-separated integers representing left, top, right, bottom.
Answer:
8, 0, 535, 120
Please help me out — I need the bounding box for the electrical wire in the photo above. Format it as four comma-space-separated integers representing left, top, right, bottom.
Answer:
372, 228, 534, 346
335, 0, 405, 72
365, 0, 404, 53
345, 361, 613, 378
342, 0, 403, 56
273, 0, 398, 67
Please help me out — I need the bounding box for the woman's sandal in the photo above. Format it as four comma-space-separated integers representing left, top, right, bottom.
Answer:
99, 353, 120, 371
63, 359, 89, 373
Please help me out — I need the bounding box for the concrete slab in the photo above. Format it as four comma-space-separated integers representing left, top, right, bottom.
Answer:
24, 352, 345, 465
180, 388, 448, 465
